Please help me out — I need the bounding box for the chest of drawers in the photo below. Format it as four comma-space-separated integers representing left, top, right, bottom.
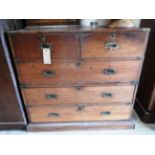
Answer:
8, 27, 149, 131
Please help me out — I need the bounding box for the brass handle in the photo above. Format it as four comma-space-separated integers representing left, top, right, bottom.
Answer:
42, 70, 56, 77
105, 41, 119, 50
100, 111, 111, 116
46, 94, 57, 99
101, 93, 113, 98
40, 43, 52, 50
103, 68, 116, 75
48, 112, 60, 117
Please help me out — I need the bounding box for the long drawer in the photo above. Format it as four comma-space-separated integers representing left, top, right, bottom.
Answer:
17, 60, 142, 86
27, 103, 132, 123
22, 85, 135, 106
81, 31, 147, 59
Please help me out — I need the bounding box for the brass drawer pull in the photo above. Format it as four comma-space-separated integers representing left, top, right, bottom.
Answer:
105, 41, 119, 50
41, 43, 52, 50
46, 94, 57, 99
101, 93, 113, 98
100, 111, 111, 116
103, 68, 116, 75
42, 70, 56, 77
48, 112, 60, 117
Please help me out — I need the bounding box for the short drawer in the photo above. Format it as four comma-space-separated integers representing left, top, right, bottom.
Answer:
27, 103, 132, 123
17, 60, 142, 86
81, 31, 148, 59
22, 85, 135, 106
8, 33, 80, 61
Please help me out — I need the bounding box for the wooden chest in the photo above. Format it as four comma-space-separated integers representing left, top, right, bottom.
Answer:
7, 27, 149, 131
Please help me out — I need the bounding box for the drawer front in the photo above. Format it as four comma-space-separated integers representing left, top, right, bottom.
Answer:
27, 103, 132, 123
9, 33, 80, 61
81, 31, 147, 59
18, 60, 142, 86
22, 85, 135, 106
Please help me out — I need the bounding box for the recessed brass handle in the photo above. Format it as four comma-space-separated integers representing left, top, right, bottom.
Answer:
42, 70, 56, 77
48, 112, 60, 117
46, 94, 57, 99
105, 41, 119, 50
103, 68, 116, 75
40, 43, 52, 50
100, 111, 111, 116
101, 93, 113, 98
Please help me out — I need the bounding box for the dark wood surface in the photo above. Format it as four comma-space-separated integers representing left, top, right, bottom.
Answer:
135, 20, 155, 122
9, 33, 80, 61
0, 39, 26, 130
135, 98, 155, 123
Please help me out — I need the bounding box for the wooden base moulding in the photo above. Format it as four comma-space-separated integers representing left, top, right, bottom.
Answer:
27, 120, 135, 132
135, 99, 155, 123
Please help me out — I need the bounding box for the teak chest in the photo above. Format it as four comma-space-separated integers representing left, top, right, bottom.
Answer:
8, 27, 149, 131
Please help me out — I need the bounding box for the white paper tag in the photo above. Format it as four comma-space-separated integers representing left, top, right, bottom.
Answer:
42, 48, 52, 64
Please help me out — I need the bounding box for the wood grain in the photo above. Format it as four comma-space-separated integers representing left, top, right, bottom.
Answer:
17, 60, 142, 86
22, 85, 135, 106
9, 33, 80, 61
81, 31, 148, 59
27, 103, 132, 123
7, 27, 149, 130
27, 120, 135, 131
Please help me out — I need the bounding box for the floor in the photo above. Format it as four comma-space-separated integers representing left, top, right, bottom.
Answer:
0, 111, 155, 135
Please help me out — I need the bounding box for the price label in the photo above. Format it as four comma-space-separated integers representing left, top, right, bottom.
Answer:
42, 48, 52, 64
